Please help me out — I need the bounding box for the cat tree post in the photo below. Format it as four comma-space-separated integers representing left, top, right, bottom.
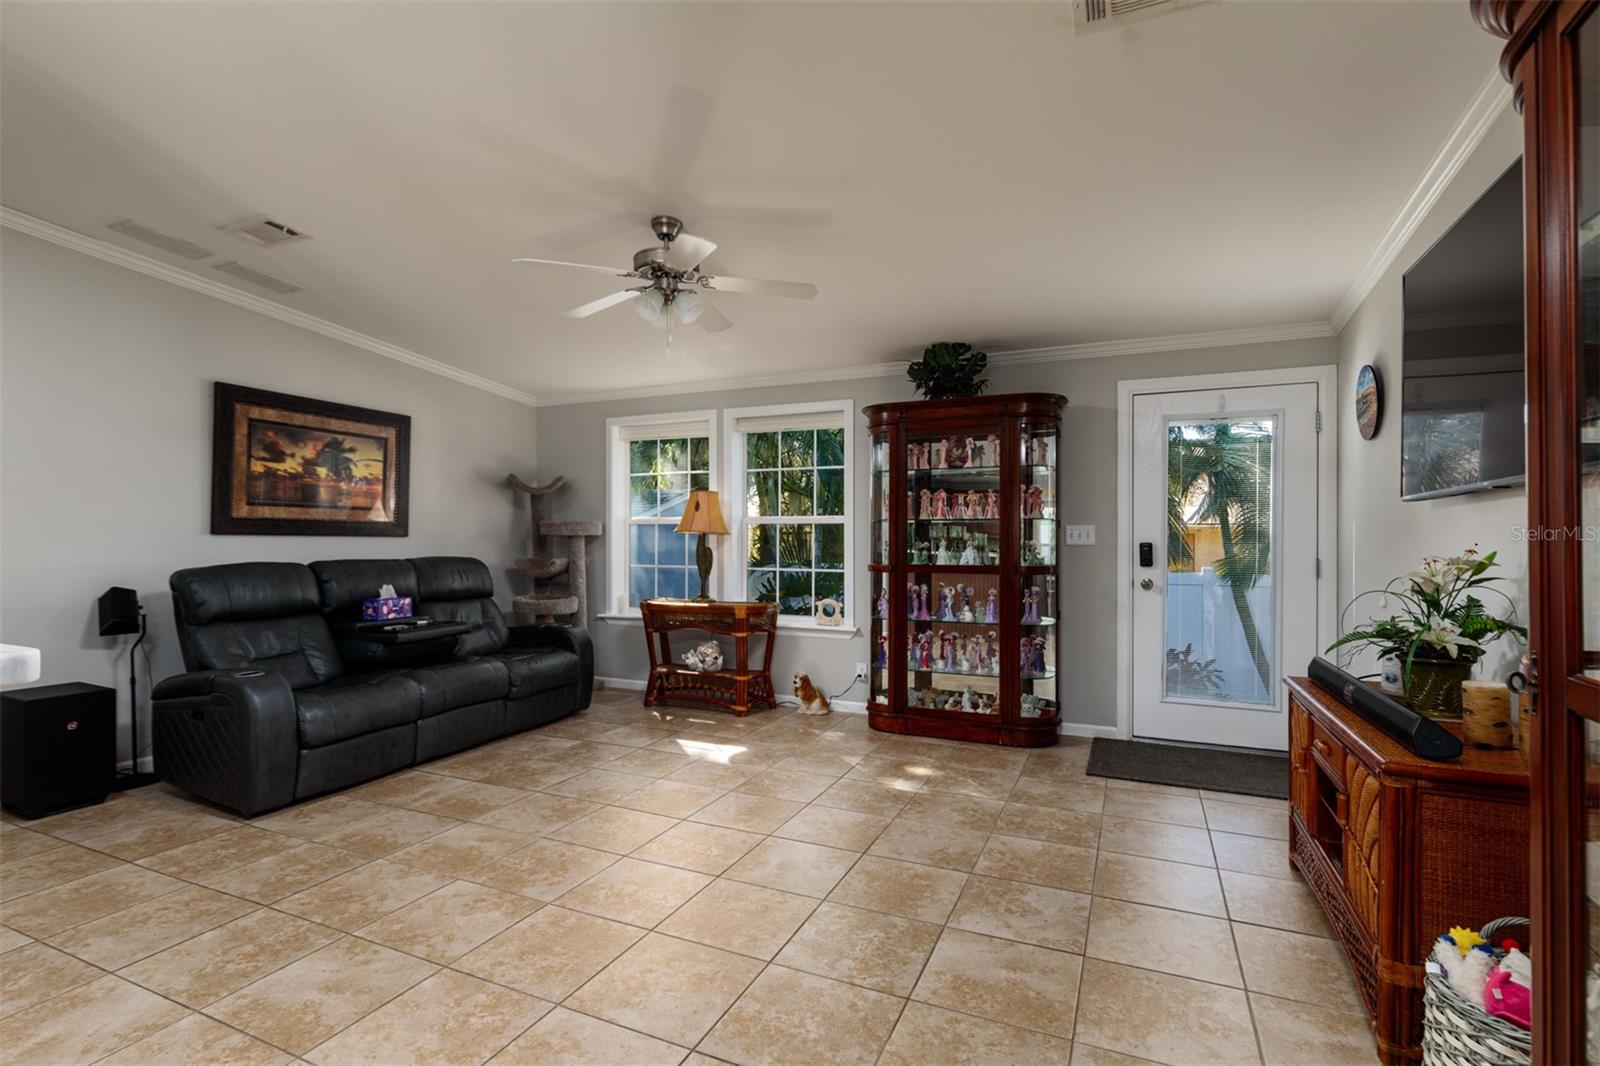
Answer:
507, 475, 602, 625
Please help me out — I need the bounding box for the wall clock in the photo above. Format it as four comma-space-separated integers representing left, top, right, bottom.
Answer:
1355, 364, 1382, 440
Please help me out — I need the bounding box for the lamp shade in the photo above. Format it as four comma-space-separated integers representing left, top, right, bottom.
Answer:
675, 490, 729, 536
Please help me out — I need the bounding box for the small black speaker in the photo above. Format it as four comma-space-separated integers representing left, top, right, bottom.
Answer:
1, 683, 116, 819
1307, 657, 1463, 761
98, 586, 141, 637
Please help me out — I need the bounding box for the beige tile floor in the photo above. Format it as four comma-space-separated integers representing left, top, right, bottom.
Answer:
0, 690, 1380, 1065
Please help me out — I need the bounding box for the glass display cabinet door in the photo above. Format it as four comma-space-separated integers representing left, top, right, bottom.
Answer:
1573, 10, 1600, 1059
1019, 419, 1060, 723
904, 424, 1003, 718
871, 434, 892, 567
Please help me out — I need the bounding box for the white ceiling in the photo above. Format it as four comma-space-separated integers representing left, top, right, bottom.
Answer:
0, 2, 1501, 404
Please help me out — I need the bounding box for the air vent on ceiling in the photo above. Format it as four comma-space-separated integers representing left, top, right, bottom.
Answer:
220, 216, 311, 247
1073, 0, 1211, 32
106, 219, 214, 260
213, 260, 302, 295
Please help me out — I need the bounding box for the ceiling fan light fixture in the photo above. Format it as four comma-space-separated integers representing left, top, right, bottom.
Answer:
634, 286, 666, 326
673, 289, 703, 326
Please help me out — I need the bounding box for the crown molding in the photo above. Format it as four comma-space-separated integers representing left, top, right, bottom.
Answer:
535, 358, 909, 407
987, 321, 1337, 367
0, 206, 539, 408
534, 321, 1341, 406
1328, 67, 1513, 332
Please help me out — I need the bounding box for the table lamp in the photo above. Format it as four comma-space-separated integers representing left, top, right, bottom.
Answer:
675, 489, 729, 602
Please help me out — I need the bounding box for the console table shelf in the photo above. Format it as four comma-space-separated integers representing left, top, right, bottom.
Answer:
640, 599, 778, 717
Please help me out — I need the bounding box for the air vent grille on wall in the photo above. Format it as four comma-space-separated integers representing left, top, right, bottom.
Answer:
1073, 0, 1210, 32
106, 219, 214, 260
213, 261, 302, 294
220, 216, 311, 247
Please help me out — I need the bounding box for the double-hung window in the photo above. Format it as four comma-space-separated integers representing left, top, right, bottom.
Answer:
605, 411, 717, 612
725, 401, 854, 629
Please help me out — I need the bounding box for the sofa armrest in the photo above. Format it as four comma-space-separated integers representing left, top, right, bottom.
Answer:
506, 624, 594, 708
152, 669, 300, 816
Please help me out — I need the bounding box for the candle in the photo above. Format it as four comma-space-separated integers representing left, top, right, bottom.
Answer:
1461, 681, 1514, 749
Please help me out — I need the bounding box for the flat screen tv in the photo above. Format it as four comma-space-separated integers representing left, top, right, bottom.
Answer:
1401, 159, 1525, 500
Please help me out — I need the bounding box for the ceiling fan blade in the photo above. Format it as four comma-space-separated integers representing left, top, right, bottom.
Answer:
513, 257, 634, 278
663, 233, 717, 273
694, 301, 732, 332
562, 289, 641, 319
702, 274, 818, 300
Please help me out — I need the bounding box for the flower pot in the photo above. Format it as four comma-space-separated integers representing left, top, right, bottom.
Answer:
1404, 657, 1472, 719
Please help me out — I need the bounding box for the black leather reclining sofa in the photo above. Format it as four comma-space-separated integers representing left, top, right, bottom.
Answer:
151, 556, 592, 816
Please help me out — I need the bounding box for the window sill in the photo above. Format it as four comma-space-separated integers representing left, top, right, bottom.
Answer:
597, 611, 859, 639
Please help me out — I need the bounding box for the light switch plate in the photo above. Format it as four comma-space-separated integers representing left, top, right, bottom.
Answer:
1063, 525, 1096, 545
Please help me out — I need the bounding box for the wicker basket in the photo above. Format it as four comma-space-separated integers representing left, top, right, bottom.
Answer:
1421, 917, 1532, 1066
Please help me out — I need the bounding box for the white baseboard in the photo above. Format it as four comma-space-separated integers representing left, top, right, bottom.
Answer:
1057, 721, 1123, 739
596, 676, 866, 715
596, 675, 648, 692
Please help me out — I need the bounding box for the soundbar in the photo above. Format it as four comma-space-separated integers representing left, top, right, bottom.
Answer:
1307, 657, 1463, 761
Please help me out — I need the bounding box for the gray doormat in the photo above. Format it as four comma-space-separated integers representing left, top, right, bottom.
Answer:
1087, 738, 1289, 799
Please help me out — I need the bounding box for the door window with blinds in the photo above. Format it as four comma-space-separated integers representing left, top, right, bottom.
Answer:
726, 402, 854, 624
606, 412, 716, 610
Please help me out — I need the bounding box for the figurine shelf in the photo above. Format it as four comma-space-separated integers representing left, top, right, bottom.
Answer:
864, 393, 1066, 747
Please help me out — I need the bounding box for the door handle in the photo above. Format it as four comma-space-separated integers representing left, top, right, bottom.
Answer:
1139, 578, 1154, 591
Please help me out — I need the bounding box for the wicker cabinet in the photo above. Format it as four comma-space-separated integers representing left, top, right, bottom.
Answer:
1286, 677, 1530, 1064
863, 393, 1066, 746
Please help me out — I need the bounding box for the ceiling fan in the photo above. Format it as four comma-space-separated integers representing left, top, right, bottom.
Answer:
514, 214, 817, 339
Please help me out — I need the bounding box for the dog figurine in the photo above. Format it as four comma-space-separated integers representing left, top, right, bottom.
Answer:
793, 673, 831, 716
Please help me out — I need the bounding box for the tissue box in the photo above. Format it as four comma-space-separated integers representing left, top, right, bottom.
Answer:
361, 596, 413, 621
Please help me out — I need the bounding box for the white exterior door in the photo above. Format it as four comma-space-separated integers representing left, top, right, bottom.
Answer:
1130, 383, 1320, 751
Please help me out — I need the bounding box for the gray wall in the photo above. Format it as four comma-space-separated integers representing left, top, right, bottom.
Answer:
0, 231, 539, 770
535, 335, 1338, 729
1334, 106, 1528, 682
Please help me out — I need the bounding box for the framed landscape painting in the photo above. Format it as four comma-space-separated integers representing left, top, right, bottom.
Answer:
211, 383, 410, 535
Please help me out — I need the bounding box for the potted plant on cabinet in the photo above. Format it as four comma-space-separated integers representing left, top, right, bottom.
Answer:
906, 342, 989, 400
1327, 549, 1526, 718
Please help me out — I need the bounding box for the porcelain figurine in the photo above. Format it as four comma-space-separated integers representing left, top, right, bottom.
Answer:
939, 631, 956, 671
875, 586, 888, 619
982, 488, 999, 520
916, 584, 931, 620
959, 541, 980, 566
933, 489, 950, 520
918, 488, 931, 520
958, 584, 976, 620
916, 632, 934, 671
984, 588, 999, 624
935, 585, 952, 621
984, 433, 1000, 468
987, 632, 1001, 673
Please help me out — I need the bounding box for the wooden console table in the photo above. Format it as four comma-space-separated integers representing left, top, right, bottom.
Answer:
1285, 676, 1529, 1064
640, 599, 778, 716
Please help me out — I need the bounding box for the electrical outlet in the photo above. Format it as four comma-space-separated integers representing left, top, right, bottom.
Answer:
854, 662, 868, 681
1064, 525, 1096, 545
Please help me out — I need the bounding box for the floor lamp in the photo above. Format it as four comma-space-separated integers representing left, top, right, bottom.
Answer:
98, 587, 160, 790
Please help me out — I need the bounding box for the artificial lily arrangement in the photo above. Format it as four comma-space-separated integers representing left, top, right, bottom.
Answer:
1328, 548, 1527, 682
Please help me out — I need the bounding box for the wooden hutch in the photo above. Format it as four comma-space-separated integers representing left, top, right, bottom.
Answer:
1472, 3, 1599, 1060
862, 393, 1066, 746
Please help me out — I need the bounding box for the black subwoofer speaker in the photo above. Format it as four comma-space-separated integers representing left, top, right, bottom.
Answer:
0, 682, 116, 819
